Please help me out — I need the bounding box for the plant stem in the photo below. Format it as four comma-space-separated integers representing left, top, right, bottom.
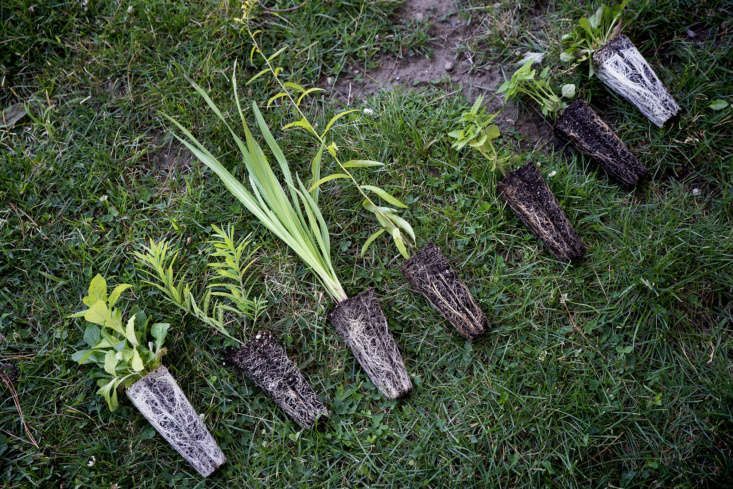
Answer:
246, 28, 411, 260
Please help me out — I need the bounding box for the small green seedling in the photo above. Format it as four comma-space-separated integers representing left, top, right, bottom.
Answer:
70, 275, 169, 411
243, 28, 415, 259
165, 76, 350, 303
136, 224, 266, 344
561, 1, 628, 76
498, 60, 576, 120
447, 95, 506, 175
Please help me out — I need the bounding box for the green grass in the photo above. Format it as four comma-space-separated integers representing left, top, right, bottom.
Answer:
1, 0, 732, 487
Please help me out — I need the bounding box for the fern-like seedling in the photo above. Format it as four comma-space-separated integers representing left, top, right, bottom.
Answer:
135, 225, 266, 344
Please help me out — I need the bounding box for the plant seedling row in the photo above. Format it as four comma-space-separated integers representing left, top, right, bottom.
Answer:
64, 2, 690, 478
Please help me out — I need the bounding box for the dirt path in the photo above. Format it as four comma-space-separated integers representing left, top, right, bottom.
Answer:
329, 0, 501, 104
325, 0, 552, 147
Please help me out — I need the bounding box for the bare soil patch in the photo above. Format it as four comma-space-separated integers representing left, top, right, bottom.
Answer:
329, 0, 502, 104
325, 0, 553, 147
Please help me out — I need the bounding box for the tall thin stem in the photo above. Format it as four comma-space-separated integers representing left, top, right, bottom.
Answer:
246, 28, 412, 260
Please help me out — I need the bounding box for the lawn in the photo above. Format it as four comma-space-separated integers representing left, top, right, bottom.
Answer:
1, 0, 732, 487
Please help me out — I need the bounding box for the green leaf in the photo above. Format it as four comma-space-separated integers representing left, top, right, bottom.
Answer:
588, 5, 604, 29
124, 315, 139, 347
360, 229, 385, 257
709, 99, 729, 111
120, 348, 133, 362
267, 46, 287, 62
470, 95, 485, 114
104, 350, 118, 375
322, 109, 358, 137
469, 133, 488, 148
560, 51, 575, 63
267, 92, 289, 107
83, 301, 110, 328
578, 17, 594, 38
447, 129, 463, 140
283, 81, 306, 93
496, 79, 511, 95
389, 214, 416, 242
97, 379, 119, 411
134, 310, 149, 344
296, 87, 325, 106
83, 324, 101, 347
92, 338, 114, 349
308, 173, 350, 192
131, 349, 144, 372
71, 349, 95, 364
151, 323, 170, 350
109, 307, 125, 333
389, 228, 409, 259
282, 117, 317, 137
326, 141, 338, 158
485, 124, 501, 141
342, 160, 384, 169
84, 274, 107, 306
361, 185, 407, 208
246, 68, 270, 86
107, 283, 131, 308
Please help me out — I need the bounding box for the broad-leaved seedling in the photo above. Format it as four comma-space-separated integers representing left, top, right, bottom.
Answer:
70, 275, 169, 410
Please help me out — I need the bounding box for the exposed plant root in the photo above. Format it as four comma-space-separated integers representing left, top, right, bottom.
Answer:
498, 163, 586, 262
556, 100, 647, 189
126, 366, 226, 477
594, 35, 680, 127
402, 243, 487, 340
226, 331, 329, 430
328, 289, 412, 399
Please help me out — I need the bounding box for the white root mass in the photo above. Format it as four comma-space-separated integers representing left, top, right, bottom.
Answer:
329, 289, 412, 399
594, 35, 680, 127
126, 366, 226, 477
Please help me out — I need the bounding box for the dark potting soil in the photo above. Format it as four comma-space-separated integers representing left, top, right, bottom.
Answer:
328, 288, 412, 399
556, 100, 648, 189
226, 331, 329, 430
594, 35, 645, 68
402, 243, 487, 340
0, 361, 18, 383
498, 163, 586, 262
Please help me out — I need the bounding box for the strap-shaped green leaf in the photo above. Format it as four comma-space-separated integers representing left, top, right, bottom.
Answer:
322, 109, 358, 137
308, 173, 350, 192
360, 229, 385, 257
361, 185, 407, 208
342, 160, 384, 169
